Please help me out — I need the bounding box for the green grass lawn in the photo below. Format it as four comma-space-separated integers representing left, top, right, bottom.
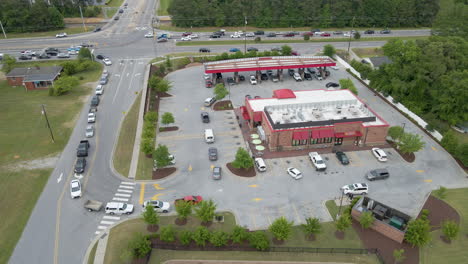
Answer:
420, 189, 468, 264
113, 93, 141, 177
0, 60, 102, 263
136, 149, 154, 180
352, 47, 384, 58
3, 26, 95, 39
104, 0, 124, 8
157, 0, 172, 16
106, 8, 118, 18
325, 200, 349, 221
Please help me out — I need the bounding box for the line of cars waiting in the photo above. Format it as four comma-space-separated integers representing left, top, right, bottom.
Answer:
17, 43, 93, 60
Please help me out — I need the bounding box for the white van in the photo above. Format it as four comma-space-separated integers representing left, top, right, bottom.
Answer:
204, 129, 214, 143
255, 158, 267, 172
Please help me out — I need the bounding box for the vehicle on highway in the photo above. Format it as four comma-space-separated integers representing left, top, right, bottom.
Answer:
38, 53, 50, 59
227, 77, 236, 85
70, 179, 82, 199
181, 36, 191, 41
304, 72, 313, 80
189, 34, 199, 38
199, 48, 211, 53
302, 32, 313, 36
85, 125, 94, 138
254, 30, 264, 35
293, 72, 302, 81
96, 54, 105, 60
157, 38, 167, 43
103, 58, 112, 65
267, 32, 276, 37
210, 34, 221, 38
95, 85, 104, 95
249, 75, 257, 85
201, 112, 210, 123
205, 80, 213, 88
119, 9, 124, 13
229, 48, 240, 52
245, 32, 255, 37
366, 168, 390, 181
114, 16, 120, 21
335, 151, 350, 165
84, 200, 103, 211
284, 32, 295, 37
287, 167, 303, 180
93, 27, 101, 32
333, 31, 343, 35
230, 34, 241, 38
74, 157, 86, 174
87, 112, 96, 123
380, 29, 391, 34
56, 32, 67, 38
247, 47, 258, 52
326, 82, 340, 88
372, 148, 388, 162
212, 166, 222, 180
142, 200, 171, 213
91, 95, 100, 106
204, 97, 216, 107
321, 33, 331, 37
182, 32, 192, 37
204, 129, 215, 143
311, 28, 321, 33
57, 52, 70, 58
77, 140, 89, 157
175, 195, 203, 205
19, 55, 32, 60
124, 2, 128, 6
105, 202, 134, 215
344, 32, 352, 37
144, 32, 153, 38
341, 183, 369, 195
99, 76, 108, 85
208, 147, 218, 161
21, 50, 36, 56
364, 30, 375, 34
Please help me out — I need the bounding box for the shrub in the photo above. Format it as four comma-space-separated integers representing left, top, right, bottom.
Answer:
160, 225, 176, 242
175, 200, 192, 220
268, 217, 293, 241
194, 200, 217, 223
142, 126, 155, 139
254, 37, 261, 42
303, 34, 310, 41
192, 226, 211, 246
144, 111, 158, 123
142, 204, 159, 228
393, 249, 406, 263
456, 143, 468, 166
405, 218, 431, 247
51, 76, 79, 96
128, 233, 151, 258
231, 225, 249, 243
179, 230, 192, 245
248, 231, 269, 251
140, 137, 154, 155
214, 83, 229, 100
335, 214, 352, 232
421, 209, 430, 219
441, 220, 459, 241
302, 217, 321, 236
281, 45, 292, 56
397, 132, 425, 154
161, 112, 175, 126
209, 231, 229, 247
232, 147, 254, 169
359, 211, 374, 229
323, 44, 336, 57
153, 144, 171, 168
388, 126, 404, 141
441, 130, 458, 154
62, 61, 77, 75
433, 186, 448, 199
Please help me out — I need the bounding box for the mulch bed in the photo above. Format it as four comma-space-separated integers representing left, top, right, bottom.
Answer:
152, 167, 176, 180
147, 225, 159, 232
174, 218, 187, 226
151, 239, 256, 251
159, 126, 179, 132
226, 163, 256, 177
272, 238, 285, 245
334, 231, 345, 240
418, 196, 460, 230
157, 92, 172, 97
213, 100, 234, 111
388, 140, 416, 163
201, 221, 213, 227
306, 234, 316, 241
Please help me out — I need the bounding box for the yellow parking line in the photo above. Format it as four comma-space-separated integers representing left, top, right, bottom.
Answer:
424, 179, 432, 183
153, 184, 165, 190
431, 146, 437, 151
151, 192, 166, 200
248, 184, 258, 188
252, 198, 262, 201
416, 170, 425, 173
139, 183, 145, 204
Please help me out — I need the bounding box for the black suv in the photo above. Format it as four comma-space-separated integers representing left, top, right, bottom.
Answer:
304, 72, 313, 80
91, 95, 100, 106
260, 73, 268, 80
288, 69, 295, 76
247, 47, 258, 52
364, 30, 375, 34
227, 77, 236, 85
254, 30, 264, 35
199, 48, 211, 53
201, 112, 210, 123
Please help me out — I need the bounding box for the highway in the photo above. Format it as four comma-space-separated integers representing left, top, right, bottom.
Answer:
1, 1, 433, 264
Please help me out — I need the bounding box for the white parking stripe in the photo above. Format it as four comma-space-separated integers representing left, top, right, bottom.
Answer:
103, 216, 120, 221
115, 193, 131, 197
112, 197, 129, 201
100, 221, 114, 225
121, 181, 135, 185
117, 189, 133, 193
97, 226, 107, 230
119, 185, 134, 190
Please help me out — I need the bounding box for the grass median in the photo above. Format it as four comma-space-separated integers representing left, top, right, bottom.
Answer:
3, 26, 95, 39
113, 93, 141, 177
157, 0, 172, 16
352, 47, 384, 58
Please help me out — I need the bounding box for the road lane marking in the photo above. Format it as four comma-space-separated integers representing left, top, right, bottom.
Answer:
56, 173, 63, 183
121, 181, 135, 185
424, 179, 432, 183
416, 170, 425, 173
112, 62, 129, 103
113, 197, 129, 201
153, 184, 165, 190
119, 185, 134, 189
248, 184, 258, 188
151, 193, 166, 200
188, 165, 192, 171
127, 60, 138, 90
103, 216, 120, 220
252, 198, 262, 201
97, 226, 108, 230
431, 146, 437, 151
117, 189, 133, 193
139, 183, 145, 204
100, 221, 114, 225
115, 193, 131, 197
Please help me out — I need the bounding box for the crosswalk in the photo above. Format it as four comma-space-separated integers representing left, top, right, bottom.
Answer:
94, 181, 135, 235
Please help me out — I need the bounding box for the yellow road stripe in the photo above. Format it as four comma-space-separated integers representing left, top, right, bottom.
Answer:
252, 198, 262, 201
153, 184, 164, 190
424, 179, 432, 183
139, 183, 145, 204
431, 146, 437, 151
248, 184, 258, 188
152, 192, 166, 200
416, 170, 425, 173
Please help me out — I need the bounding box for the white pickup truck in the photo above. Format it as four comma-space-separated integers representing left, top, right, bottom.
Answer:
308, 152, 327, 171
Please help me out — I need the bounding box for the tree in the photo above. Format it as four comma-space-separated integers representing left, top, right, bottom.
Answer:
61, 61, 77, 75
231, 147, 254, 169
388, 126, 404, 142
335, 214, 352, 232
231, 225, 249, 244
354, 31, 361, 40
397, 132, 425, 154
165, 56, 172, 70
214, 83, 229, 100
405, 217, 431, 247
148, 75, 172, 93
142, 204, 159, 230
194, 199, 217, 223
359, 211, 374, 229
441, 130, 458, 154
323, 44, 336, 58
393, 249, 406, 264
51, 76, 79, 96
433, 186, 448, 199
179, 230, 192, 245
144, 111, 158, 123
153, 144, 171, 168
441, 220, 459, 241
248, 231, 270, 251
161, 112, 175, 126
209, 230, 229, 247
281, 45, 292, 56
140, 138, 154, 155
302, 217, 321, 237
269, 216, 293, 241
175, 200, 192, 220
160, 225, 176, 242
456, 143, 468, 167
1, 54, 16, 73
338, 78, 358, 95
128, 233, 151, 258
78, 47, 92, 60
192, 226, 211, 246
303, 34, 310, 41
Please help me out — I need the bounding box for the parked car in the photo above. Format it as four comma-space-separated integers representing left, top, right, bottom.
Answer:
366, 168, 390, 181
105, 202, 134, 215
227, 77, 236, 85
95, 85, 104, 95
326, 82, 340, 88
249, 75, 257, 85
56, 32, 67, 38
372, 148, 388, 162
271, 74, 279, 82
239, 75, 245, 81
74, 157, 87, 174
201, 112, 210, 123
335, 151, 350, 165
288, 69, 295, 76
175, 195, 203, 205
142, 200, 171, 213
114, 16, 120, 21
331, 66, 339, 70
293, 72, 302, 81
304, 72, 313, 80
247, 47, 258, 52
96, 54, 105, 60
260, 73, 268, 80
144, 32, 154, 38
287, 167, 303, 180
87, 113, 96, 123
341, 183, 369, 195
85, 125, 94, 138
208, 147, 218, 161
291, 51, 300, 56
205, 80, 213, 88
364, 30, 375, 34
204, 97, 216, 107
245, 94, 252, 100
84, 200, 103, 212
77, 140, 89, 157
212, 166, 222, 180
229, 48, 240, 52
103, 58, 112, 65
70, 179, 82, 199
199, 48, 211, 53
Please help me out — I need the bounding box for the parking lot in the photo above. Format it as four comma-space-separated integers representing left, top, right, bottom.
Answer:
136, 63, 468, 230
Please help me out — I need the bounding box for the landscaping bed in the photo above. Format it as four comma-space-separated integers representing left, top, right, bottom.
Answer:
387, 140, 415, 163
213, 100, 234, 111
226, 163, 256, 177
152, 167, 176, 180
159, 126, 178, 132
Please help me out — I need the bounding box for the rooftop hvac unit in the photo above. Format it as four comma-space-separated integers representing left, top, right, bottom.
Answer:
314, 113, 322, 118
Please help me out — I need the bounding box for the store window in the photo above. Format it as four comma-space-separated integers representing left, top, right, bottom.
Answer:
292, 139, 307, 146
335, 137, 343, 145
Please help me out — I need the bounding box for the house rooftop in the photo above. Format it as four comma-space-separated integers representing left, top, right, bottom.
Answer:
6, 66, 63, 81
368, 56, 392, 68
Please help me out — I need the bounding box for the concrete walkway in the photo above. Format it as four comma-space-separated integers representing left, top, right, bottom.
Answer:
92, 233, 109, 264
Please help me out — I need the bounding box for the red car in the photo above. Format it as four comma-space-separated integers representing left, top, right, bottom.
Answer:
321, 33, 331, 37
291, 51, 300, 56
205, 80, 213, 88
175, 195, 203, 205
182, 32, 192, 36
284, 32, 295, 37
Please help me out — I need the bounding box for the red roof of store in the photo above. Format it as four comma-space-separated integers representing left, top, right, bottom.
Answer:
204, 56, 336, 73
273, 89, 296, 99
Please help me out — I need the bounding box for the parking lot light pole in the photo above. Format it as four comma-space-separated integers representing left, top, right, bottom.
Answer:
244, 16, 247, 54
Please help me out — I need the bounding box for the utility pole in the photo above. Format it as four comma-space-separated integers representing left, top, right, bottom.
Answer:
337, 191, 344, 218
0, 20, 7, 39
244, 16, 247, 54
79, 6, 87, 32
41, 105, 55, 143
347, 16, 356, 60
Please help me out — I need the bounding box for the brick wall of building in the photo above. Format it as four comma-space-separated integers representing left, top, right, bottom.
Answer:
352, 209, 405, 243
364, 126, 388, 145
7, 76, 24, 86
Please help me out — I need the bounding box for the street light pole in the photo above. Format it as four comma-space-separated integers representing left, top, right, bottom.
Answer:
402, 122, 406, 133
41, 104, 55, 143
347, 16, 356, 60
244, 16, 247, 54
